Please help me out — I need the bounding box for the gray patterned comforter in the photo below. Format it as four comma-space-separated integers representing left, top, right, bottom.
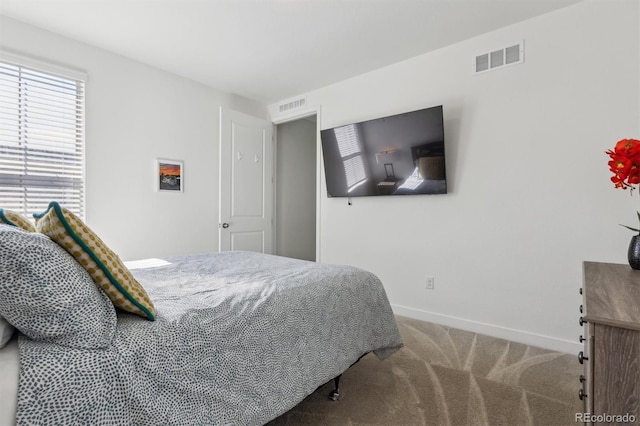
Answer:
16, 251, 403, 425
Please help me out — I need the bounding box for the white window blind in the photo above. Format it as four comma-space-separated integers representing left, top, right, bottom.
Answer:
0, 57, 85, 219
342, 155, 366, 189
333, 124, 367, 190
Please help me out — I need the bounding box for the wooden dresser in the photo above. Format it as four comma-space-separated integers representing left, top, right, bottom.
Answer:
580, 261, 640, 424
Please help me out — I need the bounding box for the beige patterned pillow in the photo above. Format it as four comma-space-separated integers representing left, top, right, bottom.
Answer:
34, 202, 156, 320
0, 209, 36, 232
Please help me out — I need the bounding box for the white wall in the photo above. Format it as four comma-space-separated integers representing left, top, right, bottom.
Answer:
0, 16, 267, 261
275, 118, 317, 261
269, 1, 640, 353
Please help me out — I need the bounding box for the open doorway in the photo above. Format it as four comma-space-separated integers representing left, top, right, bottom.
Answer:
275, 114, 317, 261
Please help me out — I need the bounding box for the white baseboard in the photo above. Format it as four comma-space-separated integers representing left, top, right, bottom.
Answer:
391, 304, 582, 355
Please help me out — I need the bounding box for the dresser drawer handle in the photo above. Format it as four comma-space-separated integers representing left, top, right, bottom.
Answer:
579, 317, 587, 326
579, 375, 585, 383
579, 335, 585, 343
579, 288, 583, 295
578, 351, 588, 364
579, 304, 583, 313
578, 388, 587, 400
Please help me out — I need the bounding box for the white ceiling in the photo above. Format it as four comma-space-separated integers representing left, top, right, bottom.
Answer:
0, 0, 581, 104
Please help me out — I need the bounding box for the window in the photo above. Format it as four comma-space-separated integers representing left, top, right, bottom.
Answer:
333, 124, 367, 191
0, 54, 85, 219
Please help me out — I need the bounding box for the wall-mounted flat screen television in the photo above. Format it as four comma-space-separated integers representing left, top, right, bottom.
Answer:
320, 105, 447, 197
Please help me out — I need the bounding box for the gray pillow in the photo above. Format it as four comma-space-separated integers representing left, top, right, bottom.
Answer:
0, 224, 117, 349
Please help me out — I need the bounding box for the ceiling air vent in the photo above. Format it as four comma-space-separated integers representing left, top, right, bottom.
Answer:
278, 96, 307, 113
474, 41, 524, 75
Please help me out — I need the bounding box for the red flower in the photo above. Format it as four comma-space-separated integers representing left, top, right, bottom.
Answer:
606, 139, 640, 190
614, 139, 640, 158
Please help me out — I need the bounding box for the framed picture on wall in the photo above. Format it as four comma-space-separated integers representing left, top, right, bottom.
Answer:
156, 159, 183, 192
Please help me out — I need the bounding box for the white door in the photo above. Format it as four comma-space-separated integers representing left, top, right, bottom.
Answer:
219, 107, 274, 253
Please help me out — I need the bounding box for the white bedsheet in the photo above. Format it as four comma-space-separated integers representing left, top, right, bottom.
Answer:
0, 336, 18, 426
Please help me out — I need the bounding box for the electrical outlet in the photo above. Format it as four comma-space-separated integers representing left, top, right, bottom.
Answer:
425, 276, 435, 290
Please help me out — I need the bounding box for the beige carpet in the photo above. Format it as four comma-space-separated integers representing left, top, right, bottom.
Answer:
268, 316, 582, 426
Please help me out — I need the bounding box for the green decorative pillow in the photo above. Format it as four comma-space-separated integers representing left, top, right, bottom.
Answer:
0, 208, 36, 232
34, 201, 156, 321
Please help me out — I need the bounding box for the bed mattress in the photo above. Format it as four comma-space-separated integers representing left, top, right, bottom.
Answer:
14, 251, 402, 425
0, 336, 18, 426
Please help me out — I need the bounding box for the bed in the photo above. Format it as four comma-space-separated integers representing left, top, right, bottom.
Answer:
0, 213, 403, 425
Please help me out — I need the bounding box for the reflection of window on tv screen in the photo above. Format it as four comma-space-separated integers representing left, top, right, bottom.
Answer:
320, 105, 447, 197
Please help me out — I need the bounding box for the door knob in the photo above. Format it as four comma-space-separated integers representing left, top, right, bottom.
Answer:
221, 223, 229, 229
578, 351, 588, 364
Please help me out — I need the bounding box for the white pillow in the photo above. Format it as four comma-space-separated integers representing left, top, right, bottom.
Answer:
0, 317, 15, 349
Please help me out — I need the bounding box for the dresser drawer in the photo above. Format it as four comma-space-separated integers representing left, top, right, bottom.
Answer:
582, 262, 640, 425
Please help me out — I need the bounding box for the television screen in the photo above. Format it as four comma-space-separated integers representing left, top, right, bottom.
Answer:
320, 105, 446, 197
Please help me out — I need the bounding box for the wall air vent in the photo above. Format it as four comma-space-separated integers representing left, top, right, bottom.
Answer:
474, 41, 524, 75
278, 96, 307, 113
